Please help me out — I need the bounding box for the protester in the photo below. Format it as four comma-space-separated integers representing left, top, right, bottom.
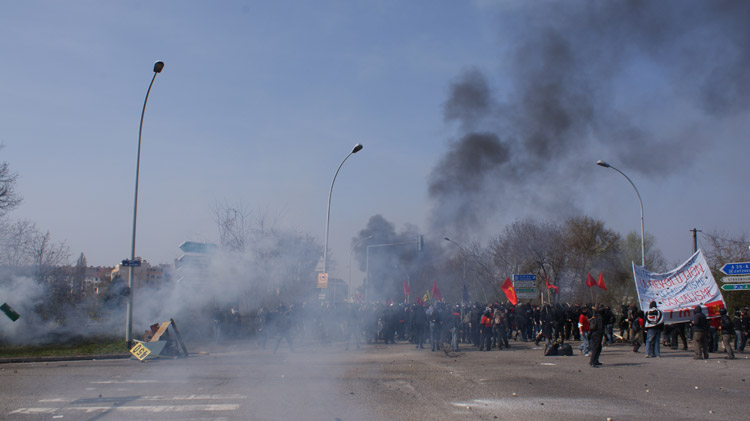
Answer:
691, 304, 709, 360
644, 301, 664, 358
589, 305, 605, 367
480, 309, 493, 351
428, 304, 443, 352
669, 321, 689, 351
631, 310, 644, 352
718, 308, 735, 360
578, 306, 590, 356
273, 304, 295, 354
737, 307, 749, 353
447, 305, 462, 352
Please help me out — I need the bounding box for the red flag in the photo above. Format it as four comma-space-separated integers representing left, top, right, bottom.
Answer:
597, 272, 607, 290
705, 300, 724, 317
501, 277, 518, 305
546, 276, 560, 293
586, 273, 596, 287
403, 281, 411, 296
432, 280, 442, 302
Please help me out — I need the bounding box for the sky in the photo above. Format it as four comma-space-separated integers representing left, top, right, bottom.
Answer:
1, 0, 748, 287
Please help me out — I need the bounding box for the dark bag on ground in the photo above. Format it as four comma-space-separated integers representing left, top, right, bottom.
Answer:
544, 342, 559, 356
558, 342, 573, 356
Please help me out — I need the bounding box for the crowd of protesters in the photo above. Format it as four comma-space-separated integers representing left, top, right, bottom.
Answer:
220, 300, 750, 363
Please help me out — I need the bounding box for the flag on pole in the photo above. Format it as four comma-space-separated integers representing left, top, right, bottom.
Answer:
597, 272, 607, 290
423, 289, 431, 303
586, 273, 596, 287
501, 277, 518, 305
545, 276, 559, 293
462, 283, 469, 303
432, 280, 442, 302
403, 281, 411, 296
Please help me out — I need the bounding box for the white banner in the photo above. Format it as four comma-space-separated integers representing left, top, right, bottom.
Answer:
632, 250, 725, 324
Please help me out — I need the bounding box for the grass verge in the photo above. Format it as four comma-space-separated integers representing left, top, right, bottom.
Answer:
0, 337, 127, 358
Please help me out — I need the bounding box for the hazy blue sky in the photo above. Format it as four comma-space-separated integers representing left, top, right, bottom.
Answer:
2, 1, 748, 284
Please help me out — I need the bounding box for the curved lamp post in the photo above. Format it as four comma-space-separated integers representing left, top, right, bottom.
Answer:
323, 143, 363, 298
126, 61, 164, 349
596, 160, 645, 267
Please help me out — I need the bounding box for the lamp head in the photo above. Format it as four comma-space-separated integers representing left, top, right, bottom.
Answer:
153, 61, 165, 73
352, 143, 363, 154
596, 160, 610, 168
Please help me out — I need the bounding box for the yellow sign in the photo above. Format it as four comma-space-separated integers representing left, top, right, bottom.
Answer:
317, 273, 328, 288
130, 341, 151, 361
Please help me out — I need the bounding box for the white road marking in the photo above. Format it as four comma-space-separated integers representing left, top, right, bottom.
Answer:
11, 404, 240, 414
39, 394, 246, 403
90, 379, 161, 384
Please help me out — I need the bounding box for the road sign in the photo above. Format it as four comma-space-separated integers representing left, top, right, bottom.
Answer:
721, 275, 750, 284
720, 283, 750, 291
121, 259, 141, 267
317, 273, 328, 289
179, 241, 217, 254
130, 341, 152, 361
513, 274, 537, 282
175, 254, 209, 268
720, 262, 750, 276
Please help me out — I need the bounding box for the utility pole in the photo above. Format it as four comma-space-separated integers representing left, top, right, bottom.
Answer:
690, 228, 701, 253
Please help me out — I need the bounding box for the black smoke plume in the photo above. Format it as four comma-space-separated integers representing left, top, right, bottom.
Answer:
429, 0, 749, 240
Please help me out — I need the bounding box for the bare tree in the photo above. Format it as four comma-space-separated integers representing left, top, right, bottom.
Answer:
0, 152, 22, 217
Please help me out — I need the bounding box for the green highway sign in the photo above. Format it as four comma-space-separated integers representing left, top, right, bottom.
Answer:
720, 283, 750, 291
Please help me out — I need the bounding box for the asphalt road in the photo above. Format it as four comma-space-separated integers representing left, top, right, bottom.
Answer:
1, 338, 748, 420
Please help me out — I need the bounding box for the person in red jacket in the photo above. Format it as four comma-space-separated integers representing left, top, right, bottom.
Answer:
480, 309, 493, 351
578, 307, 590, 356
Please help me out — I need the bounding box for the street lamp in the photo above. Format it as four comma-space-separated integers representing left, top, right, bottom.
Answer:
596, 160, 645, 267
443, 237, 467, 286
348, 235, 373, 301
126, 61, 164, 349
322, 143, 363, 294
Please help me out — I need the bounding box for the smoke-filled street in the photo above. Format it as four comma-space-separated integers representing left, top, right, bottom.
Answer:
2, 339, 748, 420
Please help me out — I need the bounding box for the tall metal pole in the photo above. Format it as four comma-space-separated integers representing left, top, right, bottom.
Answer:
323, 144, 363, 299
597, 160, 645, 267
126, 61, 164, 349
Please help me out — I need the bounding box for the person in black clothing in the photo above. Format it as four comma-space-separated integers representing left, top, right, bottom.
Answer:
691, 304, 709, 359
471, 304, 482, 346
589, 305, 605, 367
535, 305, 555, 346
411, 304, 427, 349
669, 321, 689, 350
718, 308, 735, 359
737, 307, 750, 352
273, 305, 294, 354
429, 304, 443, 351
